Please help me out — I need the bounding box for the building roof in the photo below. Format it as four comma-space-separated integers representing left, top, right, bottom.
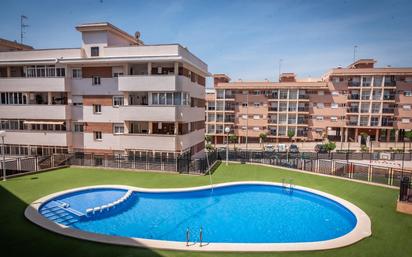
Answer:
329, 67, 412, 76
215, 81, 328, 90
75, 22, 143, 45
0, 38, 33, 51
347, 59, 376, 68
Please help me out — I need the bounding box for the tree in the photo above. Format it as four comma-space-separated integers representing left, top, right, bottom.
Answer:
324, 141, 336, 153
259, 133, 267, 146
205, 143, 214, 151
287, 130, 295, 142
405, 131, 412, 150
228, 134, 238, 149
205, 135, 212, 143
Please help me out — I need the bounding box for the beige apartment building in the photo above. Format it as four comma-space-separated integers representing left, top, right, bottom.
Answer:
0, 22, 207, 158
206, 59, 412, 145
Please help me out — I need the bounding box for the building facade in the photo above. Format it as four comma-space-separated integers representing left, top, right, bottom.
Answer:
0, 22, 207, 158
206, 59, 412, 145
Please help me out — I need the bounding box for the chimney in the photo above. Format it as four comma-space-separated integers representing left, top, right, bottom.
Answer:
279, 73, 296, 82
213, 74, 231, 87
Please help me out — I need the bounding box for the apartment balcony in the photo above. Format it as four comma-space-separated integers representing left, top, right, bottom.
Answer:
0, 105, 70, 120
329, 81, 348, 91
347, 121, 358, 126
4, 131, 71, 146
119, 106, 203, 122
119, 129, 203, 152
361, 95, 371, 100
308, 119, 346, 127
347, 107, 359, 113
118, 75, 201, 92
298, 95, 309, 100
348, 81, 361, 87
382, 108, 395, 114
309, 107, 346, 116
268, 107, 278, 112
383, 94, 396, 100
70, 78, 118, 95
348, 94, 360, 100
384, 81, 396, 87
381, 121, 394, 127
297, 107, 309, 112
0, 77, 69, 92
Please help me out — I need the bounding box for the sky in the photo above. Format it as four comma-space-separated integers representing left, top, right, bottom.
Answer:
1, 0, 412, 82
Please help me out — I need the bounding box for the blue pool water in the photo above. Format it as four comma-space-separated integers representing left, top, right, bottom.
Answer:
39, 184, 357, 243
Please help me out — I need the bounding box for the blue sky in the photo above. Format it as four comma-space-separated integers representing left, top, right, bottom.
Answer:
1, 0, 412, 82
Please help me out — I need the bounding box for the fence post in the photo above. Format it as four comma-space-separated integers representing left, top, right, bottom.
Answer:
35, 156, 39, 171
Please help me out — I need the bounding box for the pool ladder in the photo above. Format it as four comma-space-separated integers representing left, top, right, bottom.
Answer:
282, 178, 294, 194
185, 226, 204, 247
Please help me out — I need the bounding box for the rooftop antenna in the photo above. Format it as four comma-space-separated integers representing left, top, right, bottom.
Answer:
278, 59, 283, 82
353, 45, 358, 62
20, 15, 29, 44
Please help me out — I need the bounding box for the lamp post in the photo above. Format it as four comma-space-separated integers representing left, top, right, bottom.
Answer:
0, 130, 6, 181
225, 127, 230, 166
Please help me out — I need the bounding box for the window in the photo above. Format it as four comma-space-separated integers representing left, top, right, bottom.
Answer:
73, 123, 84, 132
316, 116, 324, 120
331, 116, 338, 122
91, 47, 99, 57
316, 103, 324, 109
253, 115, 260, 120
331, 103, 338, 109
92, 76, 101, 85
403, 105, 411, 110
242, 114, 248, 119
253, 127, 260, 131
113, 123, 125, 134
241, 126, 247, 131
94, 131, 102, 140
72, 68, 82, 78
113, 72, 124, 77
93, 104, 102, 114
331, 91, 339, 96
242, 102, 248, 107
401, 118, 410, 123
404, 91, 412, 96
254, 102, 260, 107
318, 91, 324, 96
112, 96, 124, 107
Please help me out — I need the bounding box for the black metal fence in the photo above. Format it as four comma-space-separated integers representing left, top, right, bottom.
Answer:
399, 177, 412, 202
214, 149, 412, 187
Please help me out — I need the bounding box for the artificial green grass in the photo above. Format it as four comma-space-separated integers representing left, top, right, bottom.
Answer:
0, 164, 411, 257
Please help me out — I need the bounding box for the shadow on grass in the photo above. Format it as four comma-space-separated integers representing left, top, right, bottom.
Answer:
0, 185, 167, 257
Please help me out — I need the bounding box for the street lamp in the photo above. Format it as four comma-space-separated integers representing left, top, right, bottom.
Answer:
225, 127, 230, 166
0, 130, 6, 181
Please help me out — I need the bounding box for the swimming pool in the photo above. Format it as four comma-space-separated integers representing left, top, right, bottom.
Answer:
26, 182, 371, 251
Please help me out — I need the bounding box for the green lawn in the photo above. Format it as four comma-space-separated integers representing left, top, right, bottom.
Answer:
1, 164, 411, 257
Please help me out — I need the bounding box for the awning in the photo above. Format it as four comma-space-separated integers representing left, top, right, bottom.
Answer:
23, 121, 65, 125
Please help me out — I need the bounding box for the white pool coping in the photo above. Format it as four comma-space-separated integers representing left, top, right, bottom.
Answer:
25, 181, 372, 252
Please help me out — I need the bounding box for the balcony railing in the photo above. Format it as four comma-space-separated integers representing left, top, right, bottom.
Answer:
384, 81, 396, 87
348, 121, 358, 126
360, 109, 370, 113
347, 107, 359, 113
298, 95, 309, 99
382, 121, 394, 126
383, 95, 395, 100
361, 95, 370, 100
370, 121, 379, 126
348, 81, 360, 87
349, 94, 360, 100
362, 82, 372, 87
297, 118, 307, 124
298, 107, 308, 112
382, 108, 395, 113
268, 107, 278, 112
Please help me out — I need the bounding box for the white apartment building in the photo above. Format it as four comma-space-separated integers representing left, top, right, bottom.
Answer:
0, 22, 207, 158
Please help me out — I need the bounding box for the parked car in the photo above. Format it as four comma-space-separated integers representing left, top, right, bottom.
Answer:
289, 144, 299, 153
277, 144, 287, 153
314, 144, 328, 153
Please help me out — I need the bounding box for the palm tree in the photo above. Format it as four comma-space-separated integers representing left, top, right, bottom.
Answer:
259, 133, 267, 146
228, 134, 238, 150
287, 130, 295, 142
405, 131, 412, 151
